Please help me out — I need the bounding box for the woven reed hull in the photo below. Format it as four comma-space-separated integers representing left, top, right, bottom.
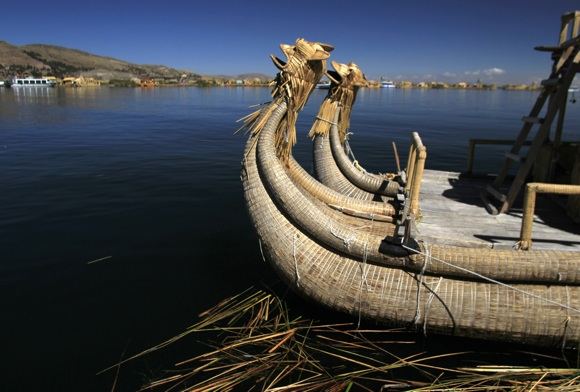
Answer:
327, 119, 400, 196
287, 156, 396, 218
242, 103, 580, 348
312, 115, 399, 198
312, 134, 387, 201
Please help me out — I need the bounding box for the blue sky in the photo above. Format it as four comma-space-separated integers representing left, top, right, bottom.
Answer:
1, 0, 576, 83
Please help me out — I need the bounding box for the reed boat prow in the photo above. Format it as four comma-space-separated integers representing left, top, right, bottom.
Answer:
242, 100, 580, 348
241, 18, 580, 347
310, 61, 402, 200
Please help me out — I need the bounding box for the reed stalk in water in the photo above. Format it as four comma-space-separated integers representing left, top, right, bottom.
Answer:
105, 287, 579, 391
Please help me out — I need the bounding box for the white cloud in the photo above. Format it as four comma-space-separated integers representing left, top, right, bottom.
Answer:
465, 70, 481, 76
442, 72, 456, 77
483, 67, 506, 76
465, 68, 506, 77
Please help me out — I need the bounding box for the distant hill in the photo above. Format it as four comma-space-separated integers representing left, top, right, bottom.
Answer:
203, 73, 272, 81
236, 73, 272, 80
0, 41, 201, 81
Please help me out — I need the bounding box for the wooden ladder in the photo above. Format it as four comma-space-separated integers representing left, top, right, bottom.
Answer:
482, 11, 580, 215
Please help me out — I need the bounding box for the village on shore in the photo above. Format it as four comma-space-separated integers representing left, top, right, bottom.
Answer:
0, 41, 546, 91
1, 74, 544, 91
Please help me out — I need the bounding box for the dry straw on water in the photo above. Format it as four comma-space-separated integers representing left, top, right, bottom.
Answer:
122, 288, 579, 391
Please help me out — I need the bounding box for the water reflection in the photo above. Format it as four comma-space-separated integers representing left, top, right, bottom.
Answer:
4, 85, 58, 103
0, 86, 579, 390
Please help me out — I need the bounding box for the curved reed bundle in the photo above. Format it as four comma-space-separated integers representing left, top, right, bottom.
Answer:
240, 43, 398, 219
308, 61, 366, 142
239, 38, 333, 162
309, 62, 400, 198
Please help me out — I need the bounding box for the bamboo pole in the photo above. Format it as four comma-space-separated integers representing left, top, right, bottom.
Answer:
518, 182, 580, 250
392, 141, 401, 173
409, 132, 427, 216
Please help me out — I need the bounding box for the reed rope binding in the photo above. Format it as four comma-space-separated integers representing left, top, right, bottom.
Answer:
401, 243, 580, 314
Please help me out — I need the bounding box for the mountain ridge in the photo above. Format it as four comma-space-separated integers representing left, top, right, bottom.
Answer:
0, 41, 201, 81
0, 41, 272, 83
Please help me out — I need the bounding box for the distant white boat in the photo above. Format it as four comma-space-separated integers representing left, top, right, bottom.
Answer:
9, 77, 56, 88
316, 80, 331, 89
380, 80, 395, 88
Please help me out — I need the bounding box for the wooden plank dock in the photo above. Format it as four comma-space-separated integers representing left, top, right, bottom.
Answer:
415, 169, 580, 250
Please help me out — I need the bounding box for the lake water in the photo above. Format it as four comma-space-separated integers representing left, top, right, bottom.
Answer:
1, 86, 579, 390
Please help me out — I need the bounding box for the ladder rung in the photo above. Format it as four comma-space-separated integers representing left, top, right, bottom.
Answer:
562, 11, 580, 19
534, 45, 563, 53
505, 152, 525, 162
486, 185, 507, 202
541, 78, 560, 87
521, 116, 544, 124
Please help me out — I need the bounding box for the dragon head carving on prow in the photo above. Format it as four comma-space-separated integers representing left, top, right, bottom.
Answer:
309, 61, 368, 143
240, 38, 333, 162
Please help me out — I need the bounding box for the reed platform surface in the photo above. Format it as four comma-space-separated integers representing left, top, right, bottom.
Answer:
416, 169, 580, 250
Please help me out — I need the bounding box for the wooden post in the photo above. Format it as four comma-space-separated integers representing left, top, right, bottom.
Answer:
518, 182, 580, 250
573, 12, 580, 38
466, 139, 476, 175
392, 141, 401, 173
410, 147, 427, 216
518, 184, 538, 250
405, 145, 417, 193
409, 132, 427, 216
560, 16, 570, 45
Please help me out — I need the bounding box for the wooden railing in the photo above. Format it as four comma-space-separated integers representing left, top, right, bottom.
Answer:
466, 138, 532, 175
405, 132, 427, 217
517, 182, 580, 250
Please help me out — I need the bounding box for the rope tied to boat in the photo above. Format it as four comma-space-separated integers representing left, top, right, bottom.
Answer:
293, 234, 301, 287
329, 225, 356, 250
402, 243, 580, 315
357, 242, 371, 329
357, 212, 374, 328
344, 132, 356, 161
423, 277, 443, 336
412, 245, 431, 327
314, 115, 337, 125
258, 238, 266, 263
562, 286, 571, 352
344, 130, 369, 174
248, 100, 273, 109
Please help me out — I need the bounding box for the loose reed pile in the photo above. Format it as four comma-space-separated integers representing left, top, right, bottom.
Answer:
123, 288, 579, 391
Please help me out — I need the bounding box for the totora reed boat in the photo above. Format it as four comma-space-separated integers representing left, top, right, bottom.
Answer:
240, 17, 580, 349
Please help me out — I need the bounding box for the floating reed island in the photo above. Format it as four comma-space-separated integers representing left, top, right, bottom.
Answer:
241, 13, 580, 349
